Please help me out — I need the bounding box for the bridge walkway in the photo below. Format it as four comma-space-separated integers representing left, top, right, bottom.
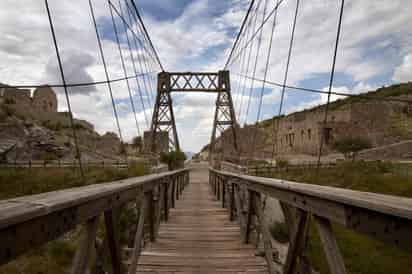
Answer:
136, 164, 268, 273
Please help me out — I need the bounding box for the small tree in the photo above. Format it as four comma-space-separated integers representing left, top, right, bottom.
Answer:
131, 136, 142, 148
160, 150, 187, 170
333, 136, 372, 161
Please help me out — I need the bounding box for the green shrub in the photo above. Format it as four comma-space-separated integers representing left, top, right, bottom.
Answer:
333, 136, 372, 161
269, 221, 290, 243
160, 150, 186, 170
276, 158, 289, 168
48, 240, 75, 266
40, 152, 59, 162
132, 136, 142, 148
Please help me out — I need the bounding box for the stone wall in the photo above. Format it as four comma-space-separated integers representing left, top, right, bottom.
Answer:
143, 131, 169, 153
0, 84, 57, 116
267, 98, 412, 156
32, 86, 57, 113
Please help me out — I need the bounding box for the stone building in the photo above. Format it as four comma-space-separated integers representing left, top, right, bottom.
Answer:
214, 83, 412, 160
272, 96, 412, 156
0, 84, 57, 114
0, 83, 94, 131
143, 131, 169, 153
32, 86, 58, 113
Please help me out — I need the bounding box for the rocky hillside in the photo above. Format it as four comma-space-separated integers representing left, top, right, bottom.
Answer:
0, 85, 132, 162
0, 112, 127, 162
205, 82, 412, 162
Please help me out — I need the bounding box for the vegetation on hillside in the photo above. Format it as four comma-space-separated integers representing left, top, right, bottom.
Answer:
257, 82, 412, 129
0, 162, 146, 200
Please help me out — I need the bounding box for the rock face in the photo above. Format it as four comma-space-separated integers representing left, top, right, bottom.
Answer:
0, 84, 124, 162
210, 83, 412, 162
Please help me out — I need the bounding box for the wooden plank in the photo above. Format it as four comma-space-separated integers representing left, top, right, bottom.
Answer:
146, 191, 156, 242
233, 183, 246, 239
244, 190, 255, 244
128, 196, 147, 274
284, 208, 308, 274
254, 193, 277, 274
163, 183, 169, 222
136, 164, 270, 273
314, 215, 346, 274
230, 182, 235, 221
104, 209, 123, 274
71, 216, 99, 274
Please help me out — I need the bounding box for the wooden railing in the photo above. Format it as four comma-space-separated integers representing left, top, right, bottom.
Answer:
220, 160, 338, 177
209, 168, 412, 274
0, 168, 189, 274
0, 160, 129, 169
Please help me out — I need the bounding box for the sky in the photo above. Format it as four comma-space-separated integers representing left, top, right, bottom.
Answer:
0, 0, 412, 153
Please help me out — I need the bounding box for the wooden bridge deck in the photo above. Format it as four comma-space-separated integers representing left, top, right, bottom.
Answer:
136, 164, 268, 273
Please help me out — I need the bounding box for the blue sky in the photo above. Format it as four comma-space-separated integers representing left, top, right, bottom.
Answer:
0, 0, 412, 152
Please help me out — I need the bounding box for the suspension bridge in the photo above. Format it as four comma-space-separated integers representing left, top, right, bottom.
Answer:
1, 0, 412, 273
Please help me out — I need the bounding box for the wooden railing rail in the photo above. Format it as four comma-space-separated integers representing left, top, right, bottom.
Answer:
209, 168, 412, 274
0, 168, 190, 274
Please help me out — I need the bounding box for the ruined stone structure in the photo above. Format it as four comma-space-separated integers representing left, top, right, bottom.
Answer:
272, 96, 412, 156
0, 84, 94, 131
143, 131, 169, 154
0, 84, 57, 114
211, 84, 412, 161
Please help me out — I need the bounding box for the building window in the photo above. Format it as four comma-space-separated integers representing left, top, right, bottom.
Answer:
308, 129, 311, 140
323, 128, 332, 144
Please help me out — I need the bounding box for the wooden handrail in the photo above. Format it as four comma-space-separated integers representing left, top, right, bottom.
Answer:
0, 168, 190, 273
209, 168, 412, 274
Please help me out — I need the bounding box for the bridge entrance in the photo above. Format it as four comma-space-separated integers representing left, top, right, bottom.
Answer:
149, 71, 238, 159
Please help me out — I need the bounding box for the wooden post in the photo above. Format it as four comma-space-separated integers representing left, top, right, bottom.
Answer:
244, 190, 255, 244
164, 183, 169, 222
284, 208, 309, 274
230, 182, 235, 221
280, 202, 296, 240
217, 176, 221, 200
222, 179, 226, 208
104, 209, 123, 274
154, 186, 161, 238
146, 191, 156, 242
171, 178, 176, 208
128, 196, 147, 274
234, 183, 246, 239
176, 177, 180, 201
254, 193, 277, 274
71, 216, 99, 274
314, 216, 346, 274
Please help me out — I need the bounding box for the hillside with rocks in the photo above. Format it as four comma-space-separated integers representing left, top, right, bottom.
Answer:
0, 84, 136, 163
206, 82, 412, 164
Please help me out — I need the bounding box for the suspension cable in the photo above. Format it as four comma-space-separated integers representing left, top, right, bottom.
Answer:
251, 0, 280, 158
89, 0, 125, 147
271, 0, 300, 160
238, 0, 262, 124
108, 0, 141, 138
44, 0, 85, 181
316, 0, 346, 169
243, 0, 269, 125
224, 0, 256, 70
118, 0, 149, 128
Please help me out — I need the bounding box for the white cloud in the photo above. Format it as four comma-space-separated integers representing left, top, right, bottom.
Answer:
393, 54, 412, 82
1, 0, 412, 153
